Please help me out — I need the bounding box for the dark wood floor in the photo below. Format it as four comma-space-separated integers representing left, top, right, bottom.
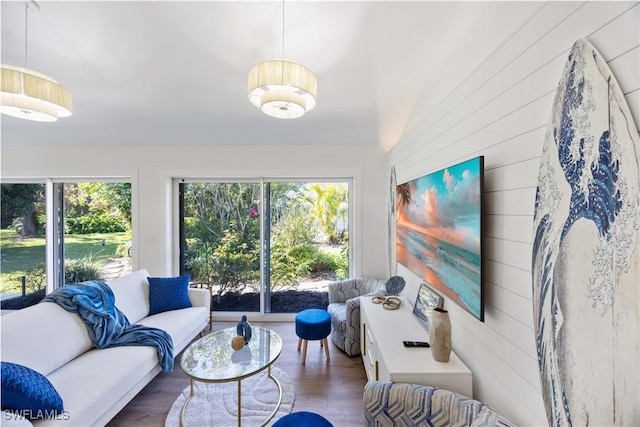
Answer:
107, 322, 368, 426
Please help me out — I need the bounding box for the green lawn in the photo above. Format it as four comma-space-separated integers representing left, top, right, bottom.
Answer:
0, 229, 129, 293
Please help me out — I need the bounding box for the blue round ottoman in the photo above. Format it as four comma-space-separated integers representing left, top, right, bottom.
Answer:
273, 411, 333, 426
295, 308, 331, 365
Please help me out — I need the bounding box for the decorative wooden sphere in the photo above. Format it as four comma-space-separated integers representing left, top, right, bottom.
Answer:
231, 335, 245, 351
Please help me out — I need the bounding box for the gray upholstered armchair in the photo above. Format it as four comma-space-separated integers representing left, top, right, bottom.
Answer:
363, 381, 514, 427
327, 277, 386, 356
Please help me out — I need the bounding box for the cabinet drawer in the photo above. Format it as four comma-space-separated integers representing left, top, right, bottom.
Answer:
366, 349, 375, 367
365, 325, 376, 361
364, 363, 375, 381
366, 325, 374, 346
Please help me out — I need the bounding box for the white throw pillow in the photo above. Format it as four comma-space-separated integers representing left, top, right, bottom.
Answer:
108, 269, 151, 323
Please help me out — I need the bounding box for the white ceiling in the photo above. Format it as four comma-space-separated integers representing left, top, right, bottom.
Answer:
1, 1, 541, 151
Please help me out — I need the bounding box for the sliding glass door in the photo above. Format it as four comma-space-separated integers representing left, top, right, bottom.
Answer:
178, 179, 350, 315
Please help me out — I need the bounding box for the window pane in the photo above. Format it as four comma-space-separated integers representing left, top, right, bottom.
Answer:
0, 183, 46, 310
61, 183, 132, 284
182, 183, 261, 313
267, 182, 349, 313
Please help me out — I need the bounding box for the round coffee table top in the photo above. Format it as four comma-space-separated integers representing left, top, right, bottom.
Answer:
180, 326, 282, 383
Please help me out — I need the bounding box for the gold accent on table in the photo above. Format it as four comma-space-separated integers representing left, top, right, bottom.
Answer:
231, 335, 245, 351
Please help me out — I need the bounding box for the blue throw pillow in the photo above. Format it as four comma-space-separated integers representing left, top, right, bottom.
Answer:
1, 362, 63, 417
147, 274, 192, 315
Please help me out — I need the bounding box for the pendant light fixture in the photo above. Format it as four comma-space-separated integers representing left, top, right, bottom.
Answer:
1, 1, 72, 122
248, 0, 317, 119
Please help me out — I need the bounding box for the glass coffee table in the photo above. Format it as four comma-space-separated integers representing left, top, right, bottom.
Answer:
180, 326, 283, 427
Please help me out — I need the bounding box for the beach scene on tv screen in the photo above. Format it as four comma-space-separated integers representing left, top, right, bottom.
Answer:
396, 157, 482, 319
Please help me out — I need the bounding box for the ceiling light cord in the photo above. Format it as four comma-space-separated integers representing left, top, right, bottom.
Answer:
24, 2, 28, 68
23, 1, 40, 69
282, 0, 285, 58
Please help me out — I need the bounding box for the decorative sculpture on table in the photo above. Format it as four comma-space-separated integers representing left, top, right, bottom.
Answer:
371, 295, 402, 310
384, 276, 405, 296
236, 315, 252, 344
532, 38, 639, 426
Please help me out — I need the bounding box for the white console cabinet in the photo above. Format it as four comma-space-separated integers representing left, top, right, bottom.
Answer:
360, 296, 473, 397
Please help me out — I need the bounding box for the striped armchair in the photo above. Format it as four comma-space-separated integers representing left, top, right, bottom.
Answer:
363, 382, 514, 427
327, 277, 386, 356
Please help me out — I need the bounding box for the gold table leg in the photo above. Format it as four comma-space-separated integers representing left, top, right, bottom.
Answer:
237, 379, 242, 427
261, 365, 283, 427
180, 378, 195, 427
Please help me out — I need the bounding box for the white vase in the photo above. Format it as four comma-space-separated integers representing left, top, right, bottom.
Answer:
429, 308, 451, 362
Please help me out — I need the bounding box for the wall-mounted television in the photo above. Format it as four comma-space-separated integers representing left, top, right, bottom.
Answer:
396, 156, 484, 321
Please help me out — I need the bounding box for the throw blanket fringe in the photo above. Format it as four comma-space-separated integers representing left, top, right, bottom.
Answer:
43, 281, 174, 372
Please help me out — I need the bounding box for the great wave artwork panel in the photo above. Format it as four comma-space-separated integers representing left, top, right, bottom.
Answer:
532, 38, 639, 426
396, 156, 484, 321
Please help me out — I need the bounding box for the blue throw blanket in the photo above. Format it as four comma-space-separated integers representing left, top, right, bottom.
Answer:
42, 281, 174, 372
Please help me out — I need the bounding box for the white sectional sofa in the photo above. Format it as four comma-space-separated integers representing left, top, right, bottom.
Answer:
1, 269, 210, 426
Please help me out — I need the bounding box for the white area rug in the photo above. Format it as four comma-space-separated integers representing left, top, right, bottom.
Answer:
165, 367, 294, 427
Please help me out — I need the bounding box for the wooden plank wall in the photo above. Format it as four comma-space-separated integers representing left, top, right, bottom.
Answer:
388, 2, 639, 425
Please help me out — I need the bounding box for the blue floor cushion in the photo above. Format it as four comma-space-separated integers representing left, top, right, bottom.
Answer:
273, 411, 333, 426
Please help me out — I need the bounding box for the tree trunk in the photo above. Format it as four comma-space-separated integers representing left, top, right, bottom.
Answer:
21, 210, 38, 237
